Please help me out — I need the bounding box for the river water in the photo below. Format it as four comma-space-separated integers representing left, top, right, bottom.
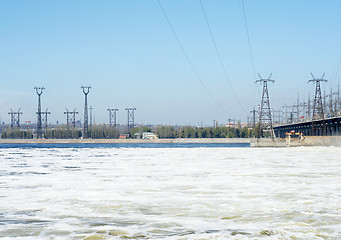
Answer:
0, 144, 340, 239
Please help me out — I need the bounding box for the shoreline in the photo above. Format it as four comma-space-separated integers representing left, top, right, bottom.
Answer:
0, 138, 252, 144
2, 136, 340, 146
250, 136, 341, 147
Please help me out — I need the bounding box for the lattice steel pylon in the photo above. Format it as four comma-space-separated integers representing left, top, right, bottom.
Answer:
64, 108, 79, 128
250, 107, 258, 128
107, 108, 118, 127
125, 108, 136, 130
34, 86, 45, 139
81, 86, 91, 138
8, 108, 23, 128
42, 108, 51, 130
308, 73, 327, 120
255, 73, 275, 138
308, 73, 327, 135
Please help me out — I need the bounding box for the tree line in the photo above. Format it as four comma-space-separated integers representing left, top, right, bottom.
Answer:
1, 124, 260, 139
155, 125, 258, 139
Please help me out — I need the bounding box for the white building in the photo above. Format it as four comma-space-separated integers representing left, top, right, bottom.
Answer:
142, 132, 158, 140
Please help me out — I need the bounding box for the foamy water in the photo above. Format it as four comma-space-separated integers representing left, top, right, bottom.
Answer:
0, 146, 341, 239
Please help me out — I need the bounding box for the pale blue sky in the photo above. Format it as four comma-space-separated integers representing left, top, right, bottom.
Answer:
1, 0, 340, 125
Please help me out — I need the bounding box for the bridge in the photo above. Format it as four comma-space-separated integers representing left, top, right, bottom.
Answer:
273, 117, 341, 138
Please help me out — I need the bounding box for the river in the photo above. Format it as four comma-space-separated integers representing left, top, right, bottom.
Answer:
0, 144, 340, 239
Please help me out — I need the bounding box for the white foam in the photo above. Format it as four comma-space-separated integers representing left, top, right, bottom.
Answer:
0, 147, 340, 239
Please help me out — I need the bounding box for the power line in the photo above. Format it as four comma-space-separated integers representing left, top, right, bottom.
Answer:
240, 0, 261, 98
199, 0, 246, 113
157, 0, 230, 115
240, 0, 257, 79
333, 53, 341, 88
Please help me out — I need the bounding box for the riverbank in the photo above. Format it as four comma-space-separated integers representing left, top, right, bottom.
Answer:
0, 138, 252, 144
2, 137, 340, 146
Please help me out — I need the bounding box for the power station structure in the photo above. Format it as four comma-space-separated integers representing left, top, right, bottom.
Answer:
107, 108, 118, 127
308, 73, 327, 120
8, 108, 23, 128
2, 79, 340, 140
89, 106, 94, 137
125, 108, 136, 130
64, 108, 78, 128
35, 86, 45, 139
271, 74, 341, 138
42, 109, 51, 129
81, 86, 91, 138
308, 73, 328, 135
255, 74, 275, 138
249, 107, 258, 128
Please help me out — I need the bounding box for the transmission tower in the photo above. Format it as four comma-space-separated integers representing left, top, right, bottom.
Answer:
81, 86, 91, 138
227, 118, 236, 128
291, 104, 298, 123
328, 88, 334, 117
89, 106, 94, 138
250, 107, 258, 127
300, 101, 307, 122
308, 73, 327, 120
296, 93, 300, 122
308, 73, 327, 136
42, 109, 51, 129
272, 109, 282, 125
125, 108, 136, 130
323, 89, 327, 115
107, 108, 118, 127
307, 94, 312, 120
333, 84, 340, 116
255, 73, 275, 138
34, 86, 45, 138
282, 104, 291, 124
8, 108, 23, 128
64, 108, 79, 128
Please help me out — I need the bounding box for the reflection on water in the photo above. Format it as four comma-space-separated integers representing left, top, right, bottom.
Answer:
0, 146, 341, 239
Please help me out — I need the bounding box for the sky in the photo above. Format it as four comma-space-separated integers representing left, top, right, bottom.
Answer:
0, 0, 341, 126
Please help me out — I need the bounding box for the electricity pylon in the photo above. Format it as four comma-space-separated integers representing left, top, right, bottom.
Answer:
34, 86, 45, 139
42, 108, 51, 129
308, 73, 327, 135
81, 86, 91, 138
255, 73, 275, 138
64, 108, 79, 128
125, 108, 136, 130
8, 108, 23, 128
107, 108, 118, 127
250, 107, 258, 127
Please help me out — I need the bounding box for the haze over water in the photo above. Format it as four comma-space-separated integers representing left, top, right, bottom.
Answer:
0, 145, 340, 239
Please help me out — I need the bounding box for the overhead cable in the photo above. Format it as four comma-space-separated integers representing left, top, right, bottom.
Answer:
240, 0, 261, 98
157, 0, 230, 115
199, 0, 246, 114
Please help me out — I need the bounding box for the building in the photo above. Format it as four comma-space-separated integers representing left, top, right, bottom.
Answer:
119, 134, 129, 139
142, 132, 158, 140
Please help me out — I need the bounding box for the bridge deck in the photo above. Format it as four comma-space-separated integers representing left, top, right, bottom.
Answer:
273, 116, 341, 138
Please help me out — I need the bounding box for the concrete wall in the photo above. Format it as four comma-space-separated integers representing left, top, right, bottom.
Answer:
250, 138, 287, 147
251, 136, 341, 147
299, 136, 341, 147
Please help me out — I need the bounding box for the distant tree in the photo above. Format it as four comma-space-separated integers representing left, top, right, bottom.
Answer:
241, 126, 249, 138
91, 124, 119, 139
155, 126, 176, 138
1, 128, 33, 139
